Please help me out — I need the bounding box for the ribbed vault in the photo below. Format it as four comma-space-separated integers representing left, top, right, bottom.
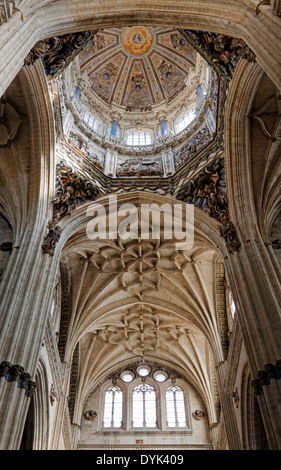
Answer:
57, 193, 227, 429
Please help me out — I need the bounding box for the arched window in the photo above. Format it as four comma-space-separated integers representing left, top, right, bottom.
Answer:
165, 385, 186, 427
176, 109, 196, 133
127, 132, 152, 146
103, 386, 123, 428
132, 384, 157, 428
81, 110, 99, 132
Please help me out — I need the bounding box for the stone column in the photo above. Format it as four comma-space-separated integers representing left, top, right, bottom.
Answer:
0, 60, 59, 449
215, 362, 242, 449
224, 239, 281, 449
161, 149, 175, 177
0, 224, 60, 449
104, 149, 117, 177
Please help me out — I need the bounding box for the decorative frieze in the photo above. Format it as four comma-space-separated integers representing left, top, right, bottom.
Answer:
216, 258, 229, 359
0, 361, 36, 397
251, 360, 281, 396
68, 344, 79, 422
58, 262, 71, 362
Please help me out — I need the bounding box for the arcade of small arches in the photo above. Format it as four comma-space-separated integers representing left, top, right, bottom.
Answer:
0, 0, 281, 452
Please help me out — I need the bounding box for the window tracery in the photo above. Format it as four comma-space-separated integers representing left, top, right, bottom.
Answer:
103, 385, 123, 428
99, 364, 191, 432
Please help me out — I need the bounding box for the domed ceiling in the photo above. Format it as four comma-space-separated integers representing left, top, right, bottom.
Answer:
79, 27, 198, 112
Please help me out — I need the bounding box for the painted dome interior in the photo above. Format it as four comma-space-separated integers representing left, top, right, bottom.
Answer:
56, 27, 221, 181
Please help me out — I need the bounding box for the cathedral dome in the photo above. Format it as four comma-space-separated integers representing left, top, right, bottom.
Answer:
78, 27, 201, 118
57, 27, 220, 181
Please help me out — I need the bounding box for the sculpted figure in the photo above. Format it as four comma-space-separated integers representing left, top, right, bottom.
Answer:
85, 410, 97, 421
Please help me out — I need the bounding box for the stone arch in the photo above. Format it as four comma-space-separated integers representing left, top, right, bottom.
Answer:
1, 1, 281, 96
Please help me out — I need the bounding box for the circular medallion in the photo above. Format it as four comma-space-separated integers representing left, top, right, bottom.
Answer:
122, 27, 153, 56
192, 410, 205, 421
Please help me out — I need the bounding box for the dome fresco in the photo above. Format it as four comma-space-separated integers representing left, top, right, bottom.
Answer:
53, 27, 223, 181
78, 27, 199, 113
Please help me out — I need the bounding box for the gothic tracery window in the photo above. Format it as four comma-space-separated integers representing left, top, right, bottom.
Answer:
103, 385, 123, 428
165, 385, 187, 427
132, 383, 157, 428
100, 366, 191, 432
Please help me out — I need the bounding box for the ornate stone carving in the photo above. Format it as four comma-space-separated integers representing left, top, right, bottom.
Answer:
42, 220, 62, 256
232, 387, 239, 408
10, 364, 24, 382
68, 344, 79, 422
176, 157, 226, 221
219, 222, 241, 254
97, 305, 190, 356
116, 158, 163, 177
170, 32, 196, 57
0, 361, 36, 397
257, 370, 267, 387
176, 157, 223, 199
25, 31, 95, 79
192, 410, 205, 420
182, 30, 256, 79
216, 258, 229, 359
85, 410, 97, 421
58, 262, 70, 362
50, 384, 57, 406
252, 360, 281, 395
0, 361, 12, 378
54, 162, 99, 222
176, 158, 241, 253
174, 126, 213, 170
